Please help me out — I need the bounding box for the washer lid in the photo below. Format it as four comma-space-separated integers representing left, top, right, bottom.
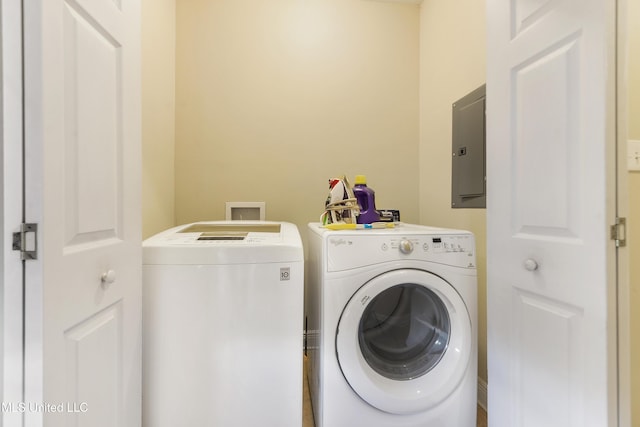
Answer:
336, 269, 472, 415
142, 221, 303, 265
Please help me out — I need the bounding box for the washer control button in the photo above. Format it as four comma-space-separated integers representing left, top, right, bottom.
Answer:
399, 239, 414, 254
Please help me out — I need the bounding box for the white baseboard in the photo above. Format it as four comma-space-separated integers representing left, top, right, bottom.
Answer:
477, 378, 488, 411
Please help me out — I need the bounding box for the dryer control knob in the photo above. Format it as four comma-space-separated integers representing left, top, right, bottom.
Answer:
399, 239, 414, 254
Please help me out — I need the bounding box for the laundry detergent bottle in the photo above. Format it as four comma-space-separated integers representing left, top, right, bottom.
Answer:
353, 175, 380, 224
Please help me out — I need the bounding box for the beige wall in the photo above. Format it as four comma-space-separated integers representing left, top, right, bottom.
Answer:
142, 0, 176, 238
628, 0, 640, 422
146, 0, 487, 393
418, 0, 487, 384
174, 0, 420, 233
138, 0, 635, 414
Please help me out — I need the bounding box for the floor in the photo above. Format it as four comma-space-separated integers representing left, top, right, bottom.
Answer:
302, 357, 488, 427
302, 360, 315, 427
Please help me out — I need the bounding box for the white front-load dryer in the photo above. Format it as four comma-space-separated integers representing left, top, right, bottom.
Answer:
306, 223, 477, 427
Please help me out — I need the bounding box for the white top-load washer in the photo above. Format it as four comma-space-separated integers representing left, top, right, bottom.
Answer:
306, 222, 477, 427
142, 221, 303, 427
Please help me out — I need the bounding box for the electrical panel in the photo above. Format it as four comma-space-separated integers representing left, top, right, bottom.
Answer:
451, 84, 486, 209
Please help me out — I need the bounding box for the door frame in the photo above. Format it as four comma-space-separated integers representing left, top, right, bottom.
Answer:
1, 0, 26, 425
21, 0, 45, 424
616, 0, 632, 425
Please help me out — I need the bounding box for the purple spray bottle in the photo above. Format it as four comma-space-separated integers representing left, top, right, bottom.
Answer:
353, 175, 380, 224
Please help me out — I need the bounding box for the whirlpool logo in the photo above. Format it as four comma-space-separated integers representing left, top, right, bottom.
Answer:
329, 238, 352, 246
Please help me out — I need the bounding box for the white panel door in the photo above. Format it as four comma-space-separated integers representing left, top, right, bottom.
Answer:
486, 0, 617, 426
22, 0, 141, 426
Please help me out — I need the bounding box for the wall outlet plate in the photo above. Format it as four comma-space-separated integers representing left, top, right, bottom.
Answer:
628, 140, 640, 172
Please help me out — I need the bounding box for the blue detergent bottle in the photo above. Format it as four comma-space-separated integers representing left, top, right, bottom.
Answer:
353, 175, 380, 224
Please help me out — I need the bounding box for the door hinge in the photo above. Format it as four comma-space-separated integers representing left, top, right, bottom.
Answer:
12, 223, 38, 260
610, 217, 626, 248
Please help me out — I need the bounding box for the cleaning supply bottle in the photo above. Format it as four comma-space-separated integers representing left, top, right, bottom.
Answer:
353, 175, 380, 224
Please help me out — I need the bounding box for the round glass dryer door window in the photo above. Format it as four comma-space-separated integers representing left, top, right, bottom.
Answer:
359, 284, 450, 381
336, 269, 471, 415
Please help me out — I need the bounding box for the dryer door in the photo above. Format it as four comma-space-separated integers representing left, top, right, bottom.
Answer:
336, 268, 472, 415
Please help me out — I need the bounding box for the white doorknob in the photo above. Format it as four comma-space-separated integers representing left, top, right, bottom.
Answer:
101, 269, 116, 284
524, 259, 539, 271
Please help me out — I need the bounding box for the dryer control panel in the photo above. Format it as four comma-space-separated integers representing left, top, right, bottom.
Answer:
387, 235, 473, 255
325, 232, 476, 272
